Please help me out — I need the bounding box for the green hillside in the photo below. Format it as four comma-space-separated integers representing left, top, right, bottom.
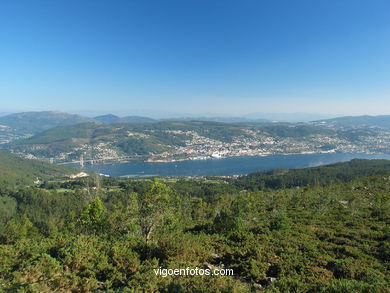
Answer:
7, 121, 248, 159
253, 123, 334, 137
0, 111, 95, 135
9, 123, 121, 157
235, 158, 390, 191
0, 160, 389, 292
0, 151, 81, 186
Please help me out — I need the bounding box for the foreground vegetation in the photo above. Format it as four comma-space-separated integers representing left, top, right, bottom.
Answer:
0, 158, 389, 292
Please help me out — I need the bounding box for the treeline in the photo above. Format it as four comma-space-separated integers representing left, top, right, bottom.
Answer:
0, 161, 389, 291
252, 123, 334, 137
0, 151, 77, 186
234, 159, 390, 191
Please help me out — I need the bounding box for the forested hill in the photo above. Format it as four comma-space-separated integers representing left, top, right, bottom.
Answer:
313, 114, 390, 129
235, 159, 390, 191
0, 160, 389, 291
0, 151, 81, 186
0, 111, 94, 134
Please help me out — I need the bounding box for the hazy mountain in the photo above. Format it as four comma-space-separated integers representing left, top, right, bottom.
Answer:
313, 115, 390, 129
94, 114, 157, 124
0, 111, 95, 134
94, 114, 122, 124
246, 112, 338, 122
120, 116, 157, 123
166, 116, 270, 123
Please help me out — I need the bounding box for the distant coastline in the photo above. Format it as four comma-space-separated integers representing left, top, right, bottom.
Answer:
60, 150, 387, 166
66, 152, 390, 178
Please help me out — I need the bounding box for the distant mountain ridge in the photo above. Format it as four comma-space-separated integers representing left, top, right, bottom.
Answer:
2, 110, 390, 143
0, 111, 158, 135
313, 115, 390, 129
94, 114, 157, 124
0, 111, 94, 134
246, 112, 338, 122
2, 110, 390, 164
164, 116, 270, 123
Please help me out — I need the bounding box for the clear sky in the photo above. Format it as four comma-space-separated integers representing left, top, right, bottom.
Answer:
1, 0, 390, 117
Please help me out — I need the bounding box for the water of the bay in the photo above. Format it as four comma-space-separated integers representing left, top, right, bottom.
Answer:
69, 153, 390, 177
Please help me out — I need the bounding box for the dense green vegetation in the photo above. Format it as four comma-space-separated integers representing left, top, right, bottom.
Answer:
0, 151, 79, 186
117, 136, 173, 156
9, 123, 123, 156
234, 159, 390, 191
336, 129, 379, 142
119, 120, 249, 142
0, 159, 389, 292
252, 123, 334, 137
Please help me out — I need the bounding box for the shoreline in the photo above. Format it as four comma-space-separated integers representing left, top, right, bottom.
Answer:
60, 151, 390, 167
71, 152, 390, 178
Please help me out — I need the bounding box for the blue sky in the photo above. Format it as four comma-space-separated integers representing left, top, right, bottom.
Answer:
1, 0, 389, 117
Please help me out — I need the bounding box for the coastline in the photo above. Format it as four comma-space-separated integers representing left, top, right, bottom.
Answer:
64, 152, 390, 178
61, 150, 388, 166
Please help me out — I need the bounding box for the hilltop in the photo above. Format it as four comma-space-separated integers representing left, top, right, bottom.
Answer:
312, 115, 390, 129
0, 111, 95, 135
94, 114, 157, 124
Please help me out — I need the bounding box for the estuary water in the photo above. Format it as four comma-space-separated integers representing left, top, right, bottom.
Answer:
72, 153, 390, 177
